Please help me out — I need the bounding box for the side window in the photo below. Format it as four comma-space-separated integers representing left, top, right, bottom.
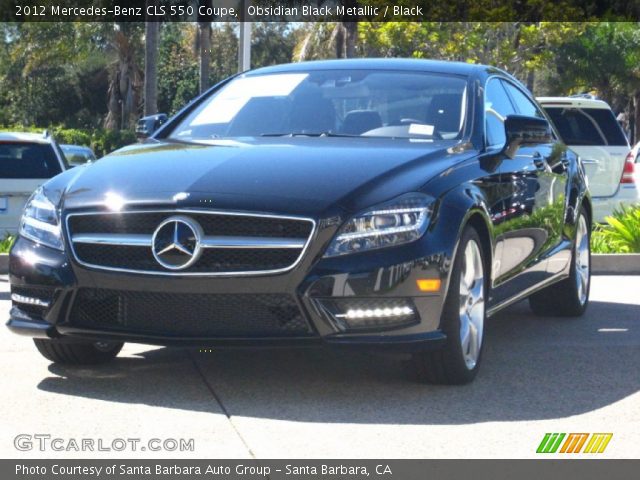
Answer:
502, 81, 545, 119
485, 79, 516, 147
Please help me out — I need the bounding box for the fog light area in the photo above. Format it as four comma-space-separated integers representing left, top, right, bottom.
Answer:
316, 298, 418, 331
337, 306, 414, 320
11, 293, 50, 308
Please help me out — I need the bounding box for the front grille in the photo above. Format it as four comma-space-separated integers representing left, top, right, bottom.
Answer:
73, 244, 301, 273
68, 212, 313, 238
69, 289, 313, 337
66, 210, 315, 275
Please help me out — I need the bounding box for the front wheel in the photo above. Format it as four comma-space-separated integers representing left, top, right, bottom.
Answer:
33, 339, 124, 365
529, 207, 591, 317
412, 226, 487, 384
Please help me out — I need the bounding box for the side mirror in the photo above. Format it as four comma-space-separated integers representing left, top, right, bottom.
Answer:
136, 114, 168, 139
503, 115, 553, 159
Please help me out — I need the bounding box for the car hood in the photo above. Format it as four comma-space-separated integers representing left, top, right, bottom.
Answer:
56, 138, 470, 216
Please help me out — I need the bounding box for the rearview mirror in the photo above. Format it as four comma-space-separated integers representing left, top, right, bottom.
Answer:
503, 115, 552, 159
136, 114, 168, 139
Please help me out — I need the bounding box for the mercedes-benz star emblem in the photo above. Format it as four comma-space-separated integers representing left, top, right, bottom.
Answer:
151, 216, 203, 270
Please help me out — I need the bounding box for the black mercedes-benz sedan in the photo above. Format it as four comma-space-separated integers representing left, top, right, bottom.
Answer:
7, 59, 591, 384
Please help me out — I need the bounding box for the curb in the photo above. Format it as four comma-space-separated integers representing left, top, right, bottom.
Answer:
592, 254, 640, 275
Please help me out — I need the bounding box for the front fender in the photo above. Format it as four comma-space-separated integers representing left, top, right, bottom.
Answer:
429, 183, 496, 299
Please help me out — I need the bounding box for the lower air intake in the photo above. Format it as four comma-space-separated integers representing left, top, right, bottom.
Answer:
69, 289, 313, 337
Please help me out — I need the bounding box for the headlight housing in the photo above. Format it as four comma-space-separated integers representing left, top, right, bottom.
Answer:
19, 187, 64, 250
324, 193, 434, 257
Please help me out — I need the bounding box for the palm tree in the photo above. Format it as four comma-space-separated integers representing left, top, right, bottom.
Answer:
341, 0, 359, 58
143, 5, 159, 115
197, 0, 212, 93
105, 24, 143, 130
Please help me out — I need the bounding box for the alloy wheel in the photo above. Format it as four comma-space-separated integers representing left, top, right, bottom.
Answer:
575, 214, 590, 306
459, 239, 485, 370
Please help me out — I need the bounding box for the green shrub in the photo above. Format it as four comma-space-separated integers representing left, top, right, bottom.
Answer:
90, 129, 137, 157
52, 127, 91, 147
0, 234, 15, 254
592, 205, 640, 253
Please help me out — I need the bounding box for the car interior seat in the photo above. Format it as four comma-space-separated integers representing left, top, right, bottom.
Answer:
342, 110, 383, 135
287, 88, 336, 134
226, 97, 288, 136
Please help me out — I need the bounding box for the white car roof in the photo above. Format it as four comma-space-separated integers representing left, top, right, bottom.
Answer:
0, 131, 52, 143
537, 97, 612, 110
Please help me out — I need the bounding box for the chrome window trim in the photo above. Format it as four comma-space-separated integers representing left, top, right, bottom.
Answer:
64, 209, 317, 277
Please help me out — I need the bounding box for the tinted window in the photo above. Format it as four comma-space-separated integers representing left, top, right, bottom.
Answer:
485, 79, 517, 147
0, 142, 61, 178
503, 82, 544, 118
169, 70, 468, 141
61, 145, 96, 165
543, 107, 628, 146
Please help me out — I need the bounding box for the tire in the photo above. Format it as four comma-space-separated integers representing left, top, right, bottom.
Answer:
33, 339, 123, 365
529, 207, 591, 317
412, 226, 487, 385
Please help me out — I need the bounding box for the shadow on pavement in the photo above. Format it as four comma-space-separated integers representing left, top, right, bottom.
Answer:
37, 299, 640, 425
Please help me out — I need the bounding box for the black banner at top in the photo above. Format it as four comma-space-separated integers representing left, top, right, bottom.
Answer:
1, 0, 640, 22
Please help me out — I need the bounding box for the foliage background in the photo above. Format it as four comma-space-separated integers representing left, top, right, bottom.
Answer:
1, 21, 640, 153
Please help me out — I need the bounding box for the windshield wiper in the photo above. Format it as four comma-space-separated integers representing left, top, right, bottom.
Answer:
260, 132, 360, 138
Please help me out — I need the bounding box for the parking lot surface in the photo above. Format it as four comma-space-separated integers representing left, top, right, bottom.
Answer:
1, 276, 638, 459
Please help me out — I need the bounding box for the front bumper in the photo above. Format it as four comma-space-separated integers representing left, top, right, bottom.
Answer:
7, 232, 451, 351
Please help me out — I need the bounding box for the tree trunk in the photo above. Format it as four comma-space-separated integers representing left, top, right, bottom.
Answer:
526, 70, 535, 93
144, 13, 159, 115
198, 0, 212, 93
344, 22, 358, 58
334, 23, 345, 59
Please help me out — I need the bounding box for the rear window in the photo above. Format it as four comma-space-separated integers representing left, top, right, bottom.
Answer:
0, 142, 62, 178
543, 107, 628, 146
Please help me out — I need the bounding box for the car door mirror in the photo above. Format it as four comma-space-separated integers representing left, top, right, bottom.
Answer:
503, 115, 553, 159
136, 114, 168, 139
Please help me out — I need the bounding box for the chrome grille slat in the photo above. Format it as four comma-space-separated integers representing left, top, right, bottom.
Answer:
65, 209, 316, 276
72, 233, 306, 249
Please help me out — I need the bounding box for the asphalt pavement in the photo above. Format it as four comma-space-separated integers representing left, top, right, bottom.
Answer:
1, 276, 638, 459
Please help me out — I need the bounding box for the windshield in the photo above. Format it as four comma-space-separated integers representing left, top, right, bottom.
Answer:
169, 70, 468, 141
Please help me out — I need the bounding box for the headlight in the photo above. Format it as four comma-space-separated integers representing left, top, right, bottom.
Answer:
19, 187, 64, 250
323, 193, 434, 257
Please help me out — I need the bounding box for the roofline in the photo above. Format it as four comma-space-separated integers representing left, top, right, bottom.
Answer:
246, 58, 490, 77
0, 131, 53, 143
537, 97, 612, 109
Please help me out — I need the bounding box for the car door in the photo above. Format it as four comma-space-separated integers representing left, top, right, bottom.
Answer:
502, 82, 570, 276
484, 78, 562, 305
0, 141, 65, 235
